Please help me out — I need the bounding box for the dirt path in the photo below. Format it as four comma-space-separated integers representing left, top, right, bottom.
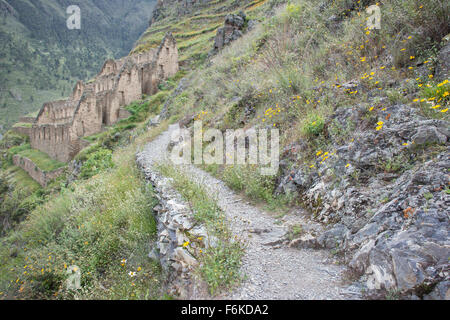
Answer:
138, 124, 352, 300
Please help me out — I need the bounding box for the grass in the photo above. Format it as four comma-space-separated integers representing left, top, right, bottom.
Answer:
287, 224, 303, 241
0, 123, 171, 300
6, 141, 66, 174
146, 0, 448, 215
79, 148, 114, 179
0, 166, 43, 236
202, 163, 295, 213
124, 91, 171, 124
7, 143, 32, 159
12, 123, 33, 128
415, 80, 450, 120
16, 148, 66, 172
3, 166, 41, 193
156, 164, 244, 295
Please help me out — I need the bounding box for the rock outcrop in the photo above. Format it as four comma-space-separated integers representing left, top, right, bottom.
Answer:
212, 11, 247, 53
435, 40, 450, 81
277, 103, 450, 299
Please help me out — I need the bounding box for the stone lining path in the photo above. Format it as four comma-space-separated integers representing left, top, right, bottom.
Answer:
138, 124, 355, 300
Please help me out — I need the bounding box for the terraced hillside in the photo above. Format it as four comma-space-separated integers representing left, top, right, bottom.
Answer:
133, 0, 268, 66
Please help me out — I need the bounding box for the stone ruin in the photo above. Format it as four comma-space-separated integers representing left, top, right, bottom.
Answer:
22, 32, 179, 164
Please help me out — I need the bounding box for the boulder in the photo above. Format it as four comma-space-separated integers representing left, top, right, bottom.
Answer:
435, 41, 450, 81
212, 11, 247, 52
424, 281, 450, 300
317, 224, 349, 249
412, 126, 447, 146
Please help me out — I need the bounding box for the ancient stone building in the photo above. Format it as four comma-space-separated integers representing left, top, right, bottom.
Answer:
27, 32, 179, 163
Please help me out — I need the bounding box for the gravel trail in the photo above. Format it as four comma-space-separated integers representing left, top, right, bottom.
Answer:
138, 124, 351, 300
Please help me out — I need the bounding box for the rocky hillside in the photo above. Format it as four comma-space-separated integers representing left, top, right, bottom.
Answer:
0, 0, 156, 132
135, 0, 449, 299
0, 0, 448, 300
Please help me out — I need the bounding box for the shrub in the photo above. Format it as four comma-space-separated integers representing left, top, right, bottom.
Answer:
79, 149, 114, 179
416, 80, 450, 119
302, 114, 325, 137
0, 131, 28, 150
200, 240, 243, 295
124, 92, 169, 124
6, 144, 31, 163
222, 165, 292, 211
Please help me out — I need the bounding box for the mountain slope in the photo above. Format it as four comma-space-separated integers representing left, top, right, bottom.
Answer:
0, 0, 156, 132
0, 0, 449, 301
133, 0, 450, 299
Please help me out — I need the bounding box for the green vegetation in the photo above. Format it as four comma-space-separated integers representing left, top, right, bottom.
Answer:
301, 114, 325, 137
124, 91, 170, 124
0, 131, 28, 150
287, 224, 303, 241
416, 79, 450, 119
0, 123, 170, 299
157, 164, 244, 295
0, 43, 173, 297
1, 0, 449, 300
423, 192, 433, 201
16, 148, 66, 172
77, 91, 171, 163
12, 123, 32, 128
7, 143, 32, 161
0, 166, 43, 236
79, 149, 114, 179
222, 165, 293, 210
0, 131, 69, 238
147, 0, 448, 213
133, 0, 269, 66
377, 153, 413, 174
